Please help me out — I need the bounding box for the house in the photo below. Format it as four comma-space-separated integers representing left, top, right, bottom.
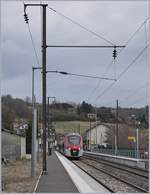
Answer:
83, 123, 110, 149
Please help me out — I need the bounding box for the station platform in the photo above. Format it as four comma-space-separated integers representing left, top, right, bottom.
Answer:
35, 151, 109, 193
35, 151, 78, 193
84, 151, 149, 169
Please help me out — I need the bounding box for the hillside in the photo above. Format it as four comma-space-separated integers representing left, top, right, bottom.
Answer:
53, 121, 90, 134
2, 95, 148, 132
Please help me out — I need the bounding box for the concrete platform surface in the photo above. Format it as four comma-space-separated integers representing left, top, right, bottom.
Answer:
35, 151, 78, 193
84, 151, 148, 169
56, 151, 110, 193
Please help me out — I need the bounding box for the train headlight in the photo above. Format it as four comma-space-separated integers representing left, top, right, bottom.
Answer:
67, 147, 71, 150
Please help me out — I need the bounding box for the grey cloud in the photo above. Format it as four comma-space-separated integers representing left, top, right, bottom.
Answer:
2, 1, 149, 107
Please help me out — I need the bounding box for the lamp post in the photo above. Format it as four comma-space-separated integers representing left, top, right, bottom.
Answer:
136, 121, 141, 159
131, 114, 140, 159
115, 99, 119, 155
95, 109, 98, 146
31, 66, 42, 177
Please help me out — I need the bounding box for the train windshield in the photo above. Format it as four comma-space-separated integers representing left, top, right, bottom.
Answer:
68, 135, 80, 145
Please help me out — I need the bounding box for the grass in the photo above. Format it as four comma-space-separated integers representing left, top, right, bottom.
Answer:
53, 121, 90, 134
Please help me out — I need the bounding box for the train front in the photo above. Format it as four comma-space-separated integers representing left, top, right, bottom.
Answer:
64, 133, 83, 158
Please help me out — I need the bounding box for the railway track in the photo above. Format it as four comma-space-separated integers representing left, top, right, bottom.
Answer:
72, 158, 149, 193
83, 155, 149, 178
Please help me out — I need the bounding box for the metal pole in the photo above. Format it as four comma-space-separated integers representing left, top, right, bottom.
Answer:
116, 99, 119, 150
31, 67, 36, 177
115, 99, 118, 155
95, 111, 97, 145
136, 127, 139, 159
37, 107, 40, 163
90, 119, 91, 151
148, 1, 150, 167
34, 108, 37, 161
42, 5, 47, 174
47, 97, 50, 154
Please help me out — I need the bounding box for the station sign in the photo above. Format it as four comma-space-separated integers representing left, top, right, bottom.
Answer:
87, 113, 97, 119
128, 136, 136, 142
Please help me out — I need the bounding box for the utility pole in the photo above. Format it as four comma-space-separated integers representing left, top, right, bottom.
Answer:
136, 126, 139, 159
95, 108, 98, 145
89, 119, 91, 151
42, 4, 47, 174
24, 3, 48, 175
136, 121, 140, 159
115, 99, 118, 155
37, 107, 40, 163
47, 97, 50, 151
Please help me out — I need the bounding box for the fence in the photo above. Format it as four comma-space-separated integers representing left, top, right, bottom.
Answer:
91, 147, 148, 159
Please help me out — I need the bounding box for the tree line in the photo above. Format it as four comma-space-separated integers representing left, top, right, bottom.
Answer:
2, 95, 149, 130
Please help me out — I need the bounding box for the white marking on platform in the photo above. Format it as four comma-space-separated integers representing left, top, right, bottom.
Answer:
84, 151, 148, 162
33, 171, 42, 193
55, 151, 110, 193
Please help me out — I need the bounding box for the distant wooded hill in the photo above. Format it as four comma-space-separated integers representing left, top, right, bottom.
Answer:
2, 95, 148, 130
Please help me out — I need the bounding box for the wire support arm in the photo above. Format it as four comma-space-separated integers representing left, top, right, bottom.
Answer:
46, 70, 116, 81
24, 4, 48, 7
46, 45, 125, 48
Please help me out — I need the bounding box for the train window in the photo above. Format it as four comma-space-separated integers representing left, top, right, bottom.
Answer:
68, 135, 80, 145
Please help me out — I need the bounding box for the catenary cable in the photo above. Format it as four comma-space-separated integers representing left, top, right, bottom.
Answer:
87, 17, 150, 103
94, 44, 149, 102
47, 6, 115, 46
23, 0, 41, 67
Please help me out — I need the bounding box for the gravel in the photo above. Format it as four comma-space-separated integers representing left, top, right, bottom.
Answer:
82, 158, 149, 191
73, 160, 142, 193
2, 157, 42, 193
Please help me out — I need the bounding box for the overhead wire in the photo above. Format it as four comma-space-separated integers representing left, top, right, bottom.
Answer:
94, 44, 149, 102
117, 45, 148, 80
86, 17, 150, 104
119, 24, 149, 107
47, 6, 115, 46
125, 17, 149, 47
23, 0, 41, 67
22, 2, 149, 108
87, 59, 115, 102
87, 17, 150, 104
46, 4, 118, 105
96, 83, 148, 107
89, 18, 149, 105
98, 83, 148, 105
47, 5, 149, 107
26, 23, 41, 67
119, 83, 148, 103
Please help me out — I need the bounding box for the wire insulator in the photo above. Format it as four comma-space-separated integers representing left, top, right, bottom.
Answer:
24, 13, 29, 24
113, 46, 117, 59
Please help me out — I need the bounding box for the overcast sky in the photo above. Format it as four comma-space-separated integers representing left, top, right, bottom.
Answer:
2, 1, 149, 107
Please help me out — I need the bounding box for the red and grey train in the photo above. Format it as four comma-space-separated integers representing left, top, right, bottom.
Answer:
59, 133, 83, 158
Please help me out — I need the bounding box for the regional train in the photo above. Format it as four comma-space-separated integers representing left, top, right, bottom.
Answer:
59, 133, 83, 158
